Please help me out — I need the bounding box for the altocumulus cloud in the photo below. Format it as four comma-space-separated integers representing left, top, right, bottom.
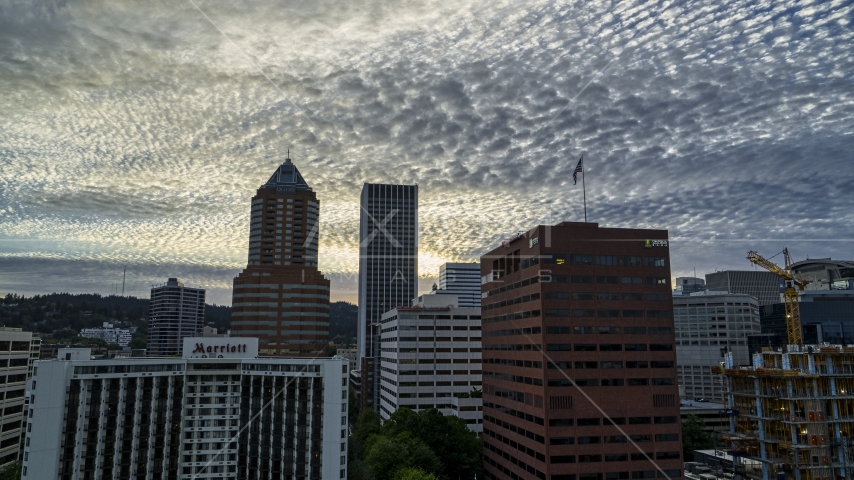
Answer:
1, 0, 853, 304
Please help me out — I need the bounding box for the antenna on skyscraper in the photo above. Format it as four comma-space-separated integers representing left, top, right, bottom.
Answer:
121, 265, 126, 297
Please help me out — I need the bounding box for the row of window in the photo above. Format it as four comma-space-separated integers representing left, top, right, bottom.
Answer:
547, 378, 676, 387
550, 451, 679, 463
545, 343, 674, 352
545, 360, 674, 369
545, 326, 671, 335
545, 309, 672, 318
549, 417, 679, 427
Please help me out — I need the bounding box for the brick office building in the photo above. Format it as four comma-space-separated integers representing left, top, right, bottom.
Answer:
230, 155, 330, 356
481, 222, 683, 480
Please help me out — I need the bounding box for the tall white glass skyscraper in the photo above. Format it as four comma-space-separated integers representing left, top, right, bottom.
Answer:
357, 183, 418, 361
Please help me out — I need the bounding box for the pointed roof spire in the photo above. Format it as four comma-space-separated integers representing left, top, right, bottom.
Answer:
262, 151, 312, 192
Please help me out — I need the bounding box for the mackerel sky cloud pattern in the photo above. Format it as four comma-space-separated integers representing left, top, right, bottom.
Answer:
1, 0, 852, 304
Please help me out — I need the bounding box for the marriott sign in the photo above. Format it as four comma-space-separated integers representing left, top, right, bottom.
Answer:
182, 337, 259, 359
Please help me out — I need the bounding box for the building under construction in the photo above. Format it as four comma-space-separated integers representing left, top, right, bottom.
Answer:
715, 346, 854, 480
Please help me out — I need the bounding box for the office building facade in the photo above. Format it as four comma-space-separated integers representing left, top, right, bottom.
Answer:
81, 322, 133, 347
357, 183, 418, 361
435, 262, 482, 308
481, 222, 683, 480
147, 278, 206, 356
673, 277, 705, 295
759, 288, 854, 345
22, 338, 348, 480
230, 157, 331, 356
704, 271, 781, 306
789, 257, 854, 290
378, 295, 482, 431
0, 329, 34, 469
673, 292, 760, 403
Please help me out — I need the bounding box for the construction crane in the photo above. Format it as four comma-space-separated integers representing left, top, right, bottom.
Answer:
747, 248, 807, 346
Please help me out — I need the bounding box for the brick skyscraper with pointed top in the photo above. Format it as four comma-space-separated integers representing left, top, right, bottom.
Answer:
230, 156, 330, 356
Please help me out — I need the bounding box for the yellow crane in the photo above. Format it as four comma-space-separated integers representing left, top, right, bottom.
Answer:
747, 248, 807, 346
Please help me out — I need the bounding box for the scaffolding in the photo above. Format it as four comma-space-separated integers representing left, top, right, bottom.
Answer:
714, 345, 854, 480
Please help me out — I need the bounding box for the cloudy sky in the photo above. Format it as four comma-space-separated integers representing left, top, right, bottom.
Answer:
1, 0, 852, 305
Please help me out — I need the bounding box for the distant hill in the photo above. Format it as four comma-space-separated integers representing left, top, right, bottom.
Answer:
0, 292, 229, 337
329, 301, 358, 345
0, 293, 357, 344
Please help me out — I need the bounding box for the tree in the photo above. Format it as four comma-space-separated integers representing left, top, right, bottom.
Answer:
682, 414, 714, 461
364, 433, 442, 480
128, 337, 147, 350
381, 408, 482, 480
393, 467, 439, 480
0, 462, 21, 480
350, 409, 382, 461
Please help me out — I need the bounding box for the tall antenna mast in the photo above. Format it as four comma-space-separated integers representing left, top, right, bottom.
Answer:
121, 265, 126, 297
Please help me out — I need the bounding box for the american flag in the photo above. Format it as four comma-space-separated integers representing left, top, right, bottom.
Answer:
572, 156, 583, 185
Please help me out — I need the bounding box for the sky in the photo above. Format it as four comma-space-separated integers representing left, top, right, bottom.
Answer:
1, 0, 853, 306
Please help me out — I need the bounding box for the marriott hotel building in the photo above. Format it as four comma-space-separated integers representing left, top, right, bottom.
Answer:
22, 338, 348, 480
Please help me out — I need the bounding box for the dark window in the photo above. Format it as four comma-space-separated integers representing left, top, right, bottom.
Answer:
620, 256, 642, 266
624, 327, 646, 334
627, 378, 649, 386
654, 416, 678, 424
628, 417, 651, 425
577, 418, 600, 426
596, 276, 618, 284
623, 310, 645, 317
605, 417, 626, 425
574, 379, 599, 387
599, 344, 622, 351
601, 378, 624, 386
621, 277, 643, 284
649, 344, 673, 351
622, 293, 644, 301
572, 292, 594, 300
644, 257, 667, 267
645, 277, 669, 286
551, 455, 576, 464
597, 292, 620, 301
549, 418, 574, 427
546, 309, 571, 317
570, 254, 593, 265
652, 378, 675, 386
604, 454, 628, 462
599, 326, 621, 334
546, 344, 572, 352
550, 437, 575, 445
578, 455, 603, 463
596, 255, 618, 265
546, 292, 570, 300
632, 471, 655, 479
647, 310, 672, 318
600, 361, 623, 369
648, 327, 672, 334
571, 275, 594, 284
575, 361, 598, 369
651, 361, 674, 368
573, 309, 596, 317
625, 344, 647, 352
626, 361, 648, 369
577, 436, 600, 444
598, 310, 620, 317
655, 433, 679, 442
574, 344, 596, 352
605, 435, 627, 443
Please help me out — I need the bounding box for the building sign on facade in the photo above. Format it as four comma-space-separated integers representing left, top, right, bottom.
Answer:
644, 239, 668, 247
182, 337, 259, 358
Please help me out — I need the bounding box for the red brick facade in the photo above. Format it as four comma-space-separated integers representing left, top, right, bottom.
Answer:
481, 222, 683, 480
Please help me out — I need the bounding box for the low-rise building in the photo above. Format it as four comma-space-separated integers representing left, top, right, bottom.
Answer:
22, 337, 349, 480
80, 322, 133, 347
377, 294, 482, 430
674, 292, 761, 403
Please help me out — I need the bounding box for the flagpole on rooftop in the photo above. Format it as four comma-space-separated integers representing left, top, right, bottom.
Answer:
581, 154, 587, 222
